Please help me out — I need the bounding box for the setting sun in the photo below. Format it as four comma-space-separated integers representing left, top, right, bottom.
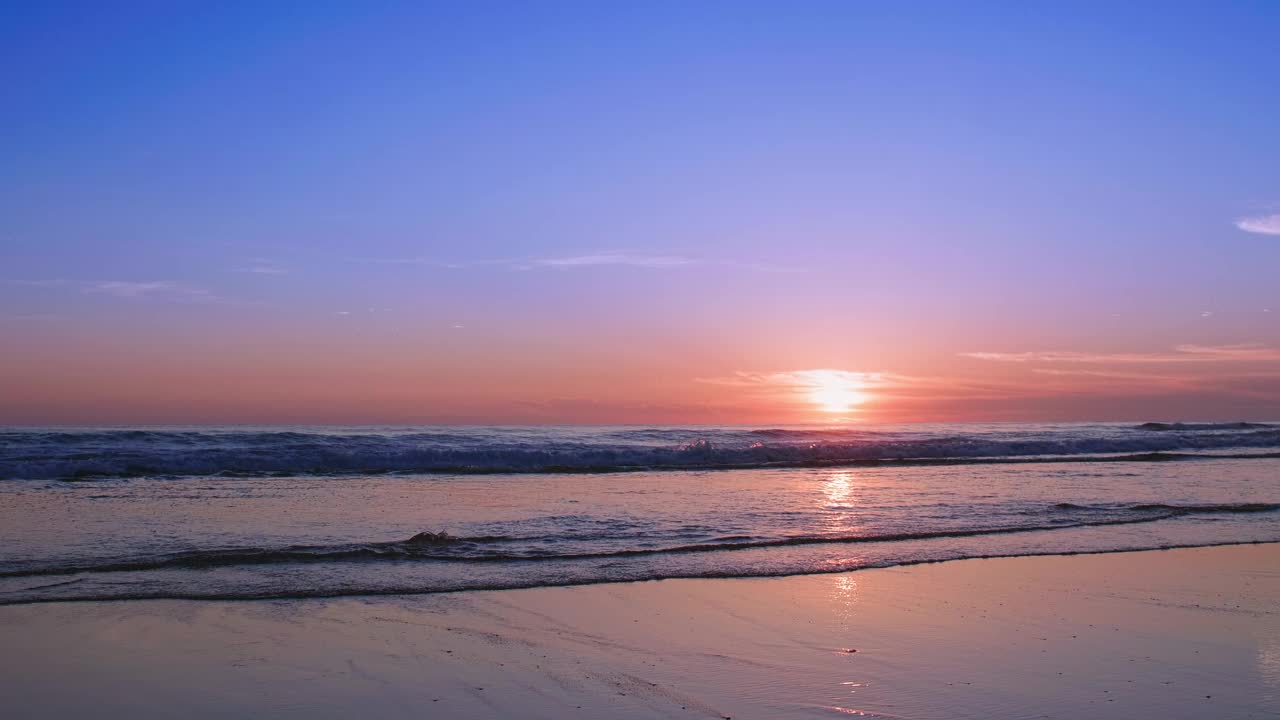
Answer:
803, 370, 870, 414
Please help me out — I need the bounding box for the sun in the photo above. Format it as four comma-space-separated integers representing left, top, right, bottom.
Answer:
803, 370, 869, 414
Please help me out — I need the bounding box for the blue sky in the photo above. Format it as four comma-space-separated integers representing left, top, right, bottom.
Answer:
3, 2, 1279, 423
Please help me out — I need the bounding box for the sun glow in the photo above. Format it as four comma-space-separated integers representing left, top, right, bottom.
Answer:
803, 370, 870, 414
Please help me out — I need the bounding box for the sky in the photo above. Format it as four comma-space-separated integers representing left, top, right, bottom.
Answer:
3, 1, 1280, 424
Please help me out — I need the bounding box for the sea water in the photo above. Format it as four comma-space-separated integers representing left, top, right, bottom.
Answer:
1, 422, 1277, 604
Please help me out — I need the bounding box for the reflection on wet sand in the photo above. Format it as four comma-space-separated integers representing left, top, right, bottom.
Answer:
3, 544, 1274, 719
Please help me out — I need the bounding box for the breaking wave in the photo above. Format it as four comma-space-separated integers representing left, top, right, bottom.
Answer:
4, 502, 1275, 582
1135, 422, 1276, 431
3, 423, 1280, 479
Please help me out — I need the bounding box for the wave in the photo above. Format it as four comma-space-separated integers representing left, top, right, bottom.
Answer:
2, 540, 1275, 607
30, 450, 1280, 481
5, 502, 1274, 580
1135, 422, 1276, 432
4, 425, 1280, 479
1127, 502, 1280, 513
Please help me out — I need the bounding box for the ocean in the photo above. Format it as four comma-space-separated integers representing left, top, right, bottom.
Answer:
1, 422, 1278, 605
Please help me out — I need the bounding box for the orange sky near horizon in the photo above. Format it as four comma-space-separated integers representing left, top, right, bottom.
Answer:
5, 319, 1280, 425
5, 4, 1280, 426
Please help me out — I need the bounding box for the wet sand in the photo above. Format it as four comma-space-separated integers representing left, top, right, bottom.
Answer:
2, 544, 1278, 719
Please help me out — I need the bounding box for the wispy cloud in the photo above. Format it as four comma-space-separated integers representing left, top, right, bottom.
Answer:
1236, 214, 1280, 236
233, 259, 289, 275
1029, 368, 1178, 379
367, 257, 505, 269
1172, 344, 1280, 361
82, 281, 220, 303
957, 345, 1280, 406
372, 252, 699, 270
0, 312, 62, 323
959, 352, 1036, 363
700, 369, 886, 389
526, 253, 697, 269
960, 344, 1280, 364
14, 278, 242, 306
369, 251, 794, 272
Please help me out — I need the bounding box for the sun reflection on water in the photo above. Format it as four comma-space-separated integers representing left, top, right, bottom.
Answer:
823, 471, 857, 508
821, 470, 865, 538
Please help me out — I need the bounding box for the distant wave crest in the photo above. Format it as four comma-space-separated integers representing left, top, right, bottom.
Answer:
1135, 422, 1276, 432
2, 424, 1280, 480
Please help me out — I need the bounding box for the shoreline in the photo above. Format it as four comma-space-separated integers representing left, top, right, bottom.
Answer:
3, 538, 1279, 607
4, 544, 1278, 718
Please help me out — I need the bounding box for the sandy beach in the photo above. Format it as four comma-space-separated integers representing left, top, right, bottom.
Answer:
3, 543, 1277, 719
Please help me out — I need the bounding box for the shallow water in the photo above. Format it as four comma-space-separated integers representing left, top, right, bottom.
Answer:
0, 423, 1277, 604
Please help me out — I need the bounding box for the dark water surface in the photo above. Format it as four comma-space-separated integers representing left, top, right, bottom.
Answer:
1, 423, 1277, 604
